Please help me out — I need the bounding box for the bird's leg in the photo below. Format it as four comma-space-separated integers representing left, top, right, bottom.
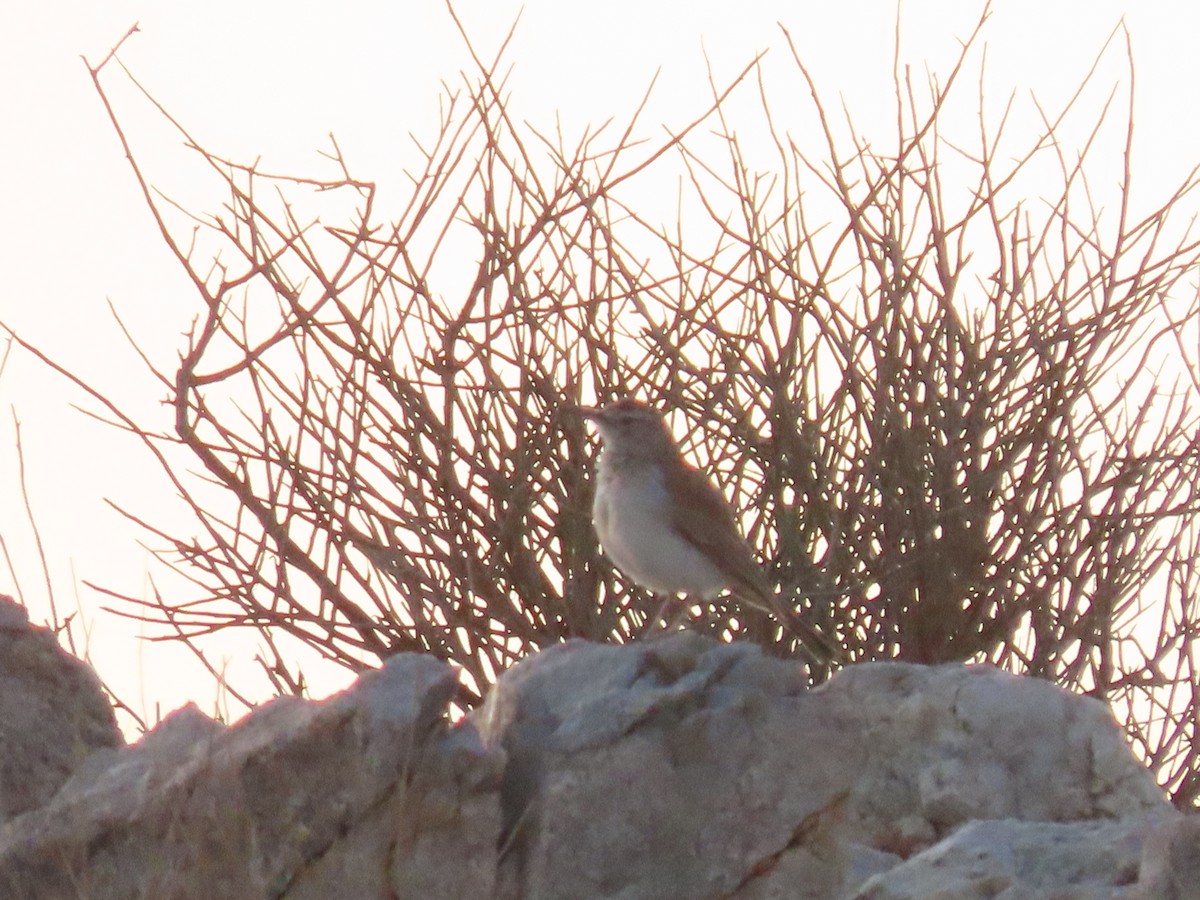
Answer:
660, 597, 693, 633
641, 594, 683, 640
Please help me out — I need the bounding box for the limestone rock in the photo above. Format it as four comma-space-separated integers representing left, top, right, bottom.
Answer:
0, 620, 1188, 898
1137, 815, 1200, 900
0, 594, 121, 822
852, 814, 1169, 899
474, 634, 1170, 899
0, 653, 504, 899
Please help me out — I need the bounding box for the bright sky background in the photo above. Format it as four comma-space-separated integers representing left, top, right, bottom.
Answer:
2, 1, 1198, 731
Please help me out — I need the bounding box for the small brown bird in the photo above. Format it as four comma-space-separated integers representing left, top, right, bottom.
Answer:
578, 398, 837, 663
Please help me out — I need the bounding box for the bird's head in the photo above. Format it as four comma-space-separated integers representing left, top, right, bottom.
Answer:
575, 398, 677, 460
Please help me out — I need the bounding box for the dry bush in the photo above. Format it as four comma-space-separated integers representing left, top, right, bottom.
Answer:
9, 10, 1200, 803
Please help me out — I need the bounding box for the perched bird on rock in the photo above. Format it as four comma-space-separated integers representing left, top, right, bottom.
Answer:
578, 398, 838, 663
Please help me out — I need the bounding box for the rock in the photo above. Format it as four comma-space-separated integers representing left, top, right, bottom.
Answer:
852, 814, 1168, 899
0, 653, 504, 899
474, 633, 1171, 899
0, 594, 121, 822
1138, 815, 1200, 900
0, 623, 1188, 898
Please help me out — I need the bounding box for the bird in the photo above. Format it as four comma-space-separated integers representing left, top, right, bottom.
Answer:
577, 398, 838, 663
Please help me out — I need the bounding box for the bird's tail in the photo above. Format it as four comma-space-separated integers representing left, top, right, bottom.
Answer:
734, 586, 842, 666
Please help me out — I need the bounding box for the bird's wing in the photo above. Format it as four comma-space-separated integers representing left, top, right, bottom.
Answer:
665, 462, 774, 610
667, 462, 841, 664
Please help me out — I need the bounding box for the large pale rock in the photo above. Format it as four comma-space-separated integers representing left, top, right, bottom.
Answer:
475, 634, 1170, 899
852, 814, 1169, 899
0, 653, 503, 899
1137, 815, 1200, 900
0, 622, 1188, 898
0, 595, 121, 822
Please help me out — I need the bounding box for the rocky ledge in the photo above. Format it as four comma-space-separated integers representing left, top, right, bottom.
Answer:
0, 595, 1192, 899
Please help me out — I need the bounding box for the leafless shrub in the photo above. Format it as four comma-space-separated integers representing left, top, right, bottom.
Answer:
8, 9, 1200, 803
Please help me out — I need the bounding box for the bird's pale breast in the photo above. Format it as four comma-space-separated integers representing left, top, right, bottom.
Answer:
592, 458, 728, 597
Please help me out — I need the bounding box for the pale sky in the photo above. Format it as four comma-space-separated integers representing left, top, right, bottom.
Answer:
2, 1, 1198, 730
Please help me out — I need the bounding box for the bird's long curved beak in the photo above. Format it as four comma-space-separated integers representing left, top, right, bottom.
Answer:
573, 405, 602, 420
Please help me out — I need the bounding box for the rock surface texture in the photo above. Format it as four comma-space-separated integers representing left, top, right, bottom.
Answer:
0, 616, 1195, 899
0, 648, 502, 899
0, 595, 121, 823
476, 635, 1179, 899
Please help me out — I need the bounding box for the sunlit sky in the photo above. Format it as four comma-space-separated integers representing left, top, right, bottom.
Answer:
2, 1, 1197, 731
